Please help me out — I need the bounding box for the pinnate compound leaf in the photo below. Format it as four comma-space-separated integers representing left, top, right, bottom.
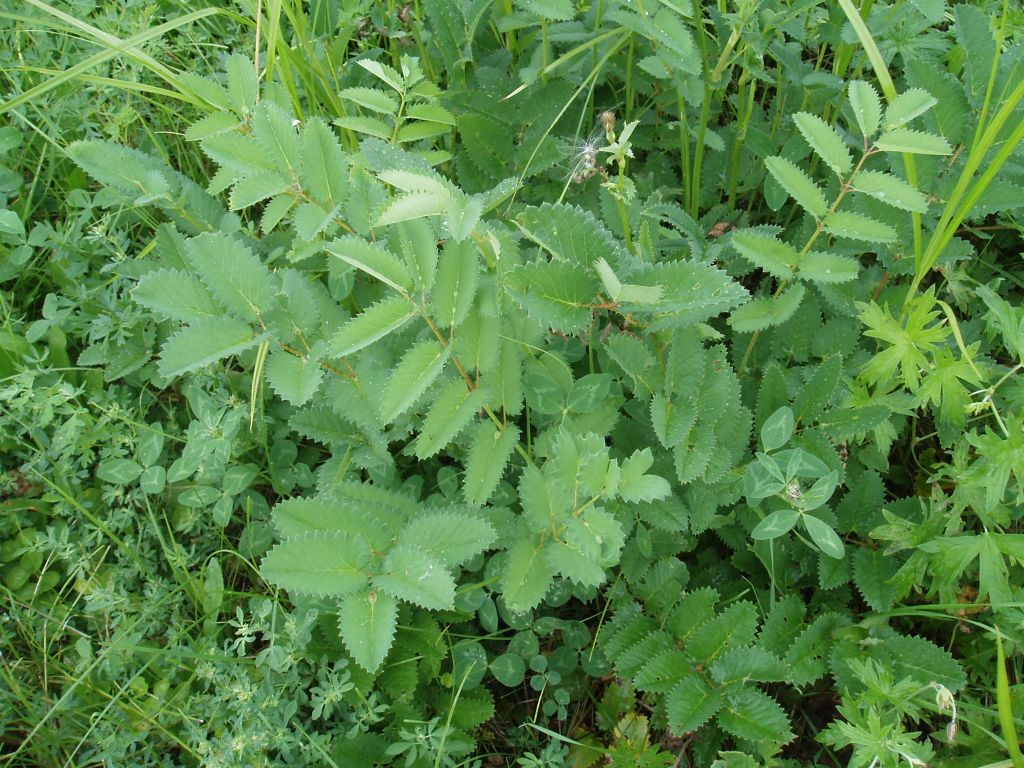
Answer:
874, 128, 952, 155
847, 80, 882, 138
718, 689, 794, 743
883, 88, 938, 131
851, 170, 929, 213
502, 538, 553, 613
329, 296, 415, 357
158, 318, 266, 378
380, 338, 450, 422
397, 512, 496, 567
764, 157, 828, 218
133, 269, 221, 322
414, 380, 490, 458
373, 543, 455, 610
185, 233, 277, 322
325, 236, 412, 293
793, 112, 852, 177
261, 531, 371, 597
339, 588, 398, 672
797, 251, 860, 284
823, 211, 897, 243
463, 420, 520, 506
728, 283, 806, 332
666, 676, 722, 735
264, 350, 324, 406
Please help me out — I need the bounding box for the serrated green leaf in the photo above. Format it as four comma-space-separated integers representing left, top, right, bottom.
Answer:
432, 240, 478, 329
797, 251, 860, 283
334, 114, 393, 139
133, 269, 221, 322
261, 531, 371, 597
623, 261, 749, 330
852, 548, 897, 611
405, 102, 456, 125
764, 156, 828, 218
395, 121, 449, 143
356, 58, 405, 91
823, 211, 897, 243
518, 0, 574, 21
803, 515, 845, 559
69, 140, 174, 201
793, 355, 842, 423
380, 338, 450, 422
376, 190, 450, 227
185, 233, 276, 322
651, 8, 700, 72
847, 80, 882, 138
674, 428, 716, 484
874, 128, 952, 155
225, 53, 257, 112
201, 131, 276, 175
373, 542, 455, 609
634, 648, 691, 693
731, 228, 797, 280
184, 111, 240, 142
397, 512, 496, 567
252, 102, 300, 172
300, 117, 349, 208
666, 676, 722, 735
793, 112, 852, 177
329, 296, 415, 357
339, 588, 398, 672
752, 509, 800, 540
728, 283, 806, 332
817, 405, 890, 439
229, 172, 290, 210
158, 318, 266, 378
264, 349, 324, 406
851, 170, 929, 212
516, 203, 625, 268
463, 420, 520, 506
507, 261, 597, 334
883, 88, 938, 131
340, 86, 399, 115
710, 646, 788, 684
325, 236, 412, 292
545, 536, 606, 587
502, 538, 553, 613
414, 380, 490, 458
718, 689, 794, 743
390, 219, 439, 292
378, 169, 453, 197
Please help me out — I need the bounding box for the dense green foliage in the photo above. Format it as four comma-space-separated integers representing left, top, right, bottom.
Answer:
2, 0, 1024, 765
